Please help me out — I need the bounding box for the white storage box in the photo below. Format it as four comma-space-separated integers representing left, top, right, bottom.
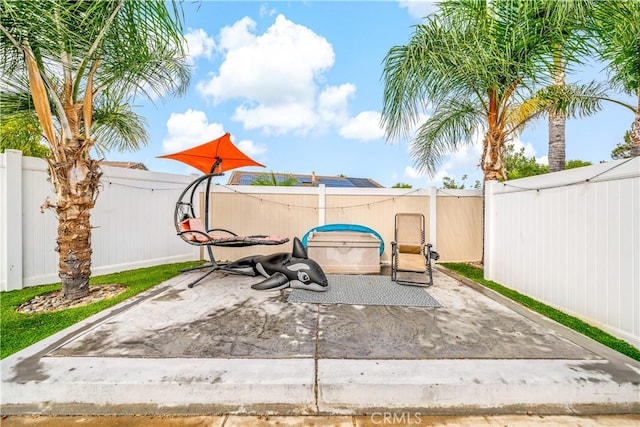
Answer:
307, 231, 381, 274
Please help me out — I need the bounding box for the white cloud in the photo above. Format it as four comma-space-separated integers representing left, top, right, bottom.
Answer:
217, 17, 257, 53
318, 83, 355, 127
404, 163, 451, 185
404, 165, 426, 180
233, 102, 319, 135
197, 14, 344, 134
511, 138, 534, 157
445, 140, 483, 168
162, 109, 225, 153
199, 15, 333, 105
434, 139, 482, 182
237, 139, 266, 158
162, 110, 267, 161
510, 137, 547, 164
194, 14, 398, 139
184, 28, 215, 64
259, 4, 277, 18
397, 0, 438, 19
339, 111, 385, 141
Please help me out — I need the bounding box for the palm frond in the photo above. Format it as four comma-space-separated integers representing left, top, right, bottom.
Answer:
96, 0, 190, 102
90, 96, 149, 156
506, 97, 547, 137
410, 98, 484, 176
381, 0, 559, 140
535, 80, 608, 118
592, 0, 640, 93
381, 13, 495, 142
1, 0, 190, 156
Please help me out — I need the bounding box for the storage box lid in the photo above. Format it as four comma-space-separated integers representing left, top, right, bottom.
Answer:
307, 231, 380, 247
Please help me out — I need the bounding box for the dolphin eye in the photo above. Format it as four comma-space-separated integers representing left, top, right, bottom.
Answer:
297, 271, 310, 282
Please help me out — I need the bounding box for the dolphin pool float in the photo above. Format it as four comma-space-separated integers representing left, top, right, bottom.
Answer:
225, 237, 328, 291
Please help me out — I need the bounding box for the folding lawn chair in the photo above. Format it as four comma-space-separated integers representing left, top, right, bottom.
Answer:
391, 213, 439, 287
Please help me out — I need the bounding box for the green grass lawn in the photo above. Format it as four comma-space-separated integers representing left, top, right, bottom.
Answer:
441, 263, 640, 362
0, 261, 200, 359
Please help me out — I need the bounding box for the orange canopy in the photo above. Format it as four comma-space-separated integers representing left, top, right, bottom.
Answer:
158, 133, 265, 174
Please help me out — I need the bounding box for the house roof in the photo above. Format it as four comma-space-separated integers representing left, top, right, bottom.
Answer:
101, 161, 148, 171
226, 171, 383, 188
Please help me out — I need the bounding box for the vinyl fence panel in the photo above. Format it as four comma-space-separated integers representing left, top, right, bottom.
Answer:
1, 150, 483, 290
0, 151, 197, 290
484, 157, 640, 348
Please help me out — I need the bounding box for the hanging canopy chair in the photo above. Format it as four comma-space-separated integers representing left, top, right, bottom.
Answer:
159, 133, 289, 288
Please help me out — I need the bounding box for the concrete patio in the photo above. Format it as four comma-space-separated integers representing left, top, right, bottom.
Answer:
1, 266, 639, 417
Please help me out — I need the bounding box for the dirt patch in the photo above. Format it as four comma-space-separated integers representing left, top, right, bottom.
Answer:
17, 284, 127, 314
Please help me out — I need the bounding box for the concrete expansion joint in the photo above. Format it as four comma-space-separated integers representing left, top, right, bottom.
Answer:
314, 304, 321, 413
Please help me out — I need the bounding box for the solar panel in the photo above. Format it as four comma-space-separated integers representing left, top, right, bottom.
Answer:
239, 174, 254, 185
347, 178, 377, 188
319, 178, 355, 187
235, 174, 376, 187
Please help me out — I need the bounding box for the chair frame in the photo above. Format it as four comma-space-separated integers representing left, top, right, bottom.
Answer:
391, 213, 439, 287
174, 165, 288, 288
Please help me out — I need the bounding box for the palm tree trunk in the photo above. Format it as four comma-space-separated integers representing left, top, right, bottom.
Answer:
631, 121, 640, 157
49, 148, 102, 300
56, 203, 92, 300
548, 110, 566, 172
631, 94, 640, 157
481, 130, 506, 181
548, 62, 567, 173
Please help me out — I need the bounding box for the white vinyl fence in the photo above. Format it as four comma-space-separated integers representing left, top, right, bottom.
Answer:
484, 157, 640, 348
2, 150, 637, 347
0, 150, 198, 290
1, 150, 484, 291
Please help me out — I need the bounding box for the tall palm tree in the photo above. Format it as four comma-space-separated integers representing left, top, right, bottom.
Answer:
532, 79, 607, 170
535, 0, 601, 172
0, 0, 190, 299
591, 0, 640, 157
381, 0, 569, 181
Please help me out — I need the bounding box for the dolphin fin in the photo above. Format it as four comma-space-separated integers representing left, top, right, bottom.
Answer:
251, 272, 290, 291
291, 237, 308, 259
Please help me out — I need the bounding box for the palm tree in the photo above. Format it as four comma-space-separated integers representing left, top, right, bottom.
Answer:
591, 0, 640, 157
251, 172, 299, 186
381, 0, 571, 181
534, 0, 602, 172
532, 80, 607, 170
0, 0, 190, 300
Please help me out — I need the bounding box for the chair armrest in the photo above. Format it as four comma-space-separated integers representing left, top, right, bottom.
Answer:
178, 229, 214, 243
207, 228, 238, 237
425, 243, 440, 261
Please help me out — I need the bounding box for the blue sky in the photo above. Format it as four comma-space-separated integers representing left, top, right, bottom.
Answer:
113, 0, 636, 188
